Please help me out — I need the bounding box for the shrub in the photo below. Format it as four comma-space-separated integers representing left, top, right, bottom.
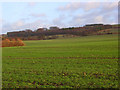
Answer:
2, 38, 25, 47
16, 38, 25, 46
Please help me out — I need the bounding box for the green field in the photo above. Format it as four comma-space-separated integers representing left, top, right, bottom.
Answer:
2, 34, 118, 88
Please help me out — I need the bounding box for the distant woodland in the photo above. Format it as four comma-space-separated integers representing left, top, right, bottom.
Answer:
2, 24, 119, 40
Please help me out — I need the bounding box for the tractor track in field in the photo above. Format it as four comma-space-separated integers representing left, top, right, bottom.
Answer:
3, 56, 119, 60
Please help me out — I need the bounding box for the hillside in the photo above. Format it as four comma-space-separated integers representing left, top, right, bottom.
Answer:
2, 34, 118, 88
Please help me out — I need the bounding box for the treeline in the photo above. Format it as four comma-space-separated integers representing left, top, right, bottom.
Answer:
7, 24, 112, 40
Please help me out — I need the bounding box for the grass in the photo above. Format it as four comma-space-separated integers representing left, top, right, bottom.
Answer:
2, 34, 118, 88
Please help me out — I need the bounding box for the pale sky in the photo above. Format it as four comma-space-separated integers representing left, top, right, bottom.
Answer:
0, 0, 118, 34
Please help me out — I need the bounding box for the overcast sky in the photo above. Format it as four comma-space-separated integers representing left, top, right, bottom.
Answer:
0, 0, 118, 34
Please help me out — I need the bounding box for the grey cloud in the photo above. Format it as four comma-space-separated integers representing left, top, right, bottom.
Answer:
2, 19, 50, 34
67, 2, 118, 26
30, 13, 46, 18
52, 15, 67, 28
57, 2, 117, 13
57, 2, 100, 12
28, 2, 36, 7
57, 2, 84, 12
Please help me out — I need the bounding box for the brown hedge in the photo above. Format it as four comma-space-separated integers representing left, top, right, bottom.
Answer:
2, 38, 25, 47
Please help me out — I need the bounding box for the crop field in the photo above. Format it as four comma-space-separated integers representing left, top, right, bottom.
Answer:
2, 34, 118, 88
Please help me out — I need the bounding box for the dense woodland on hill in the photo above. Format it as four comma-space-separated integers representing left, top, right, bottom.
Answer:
1, 24, 119, 41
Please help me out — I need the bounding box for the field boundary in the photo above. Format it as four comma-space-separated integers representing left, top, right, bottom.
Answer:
3, 56, 119, 60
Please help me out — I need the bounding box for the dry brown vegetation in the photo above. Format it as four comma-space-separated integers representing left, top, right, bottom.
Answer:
2, 38, 25, 47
